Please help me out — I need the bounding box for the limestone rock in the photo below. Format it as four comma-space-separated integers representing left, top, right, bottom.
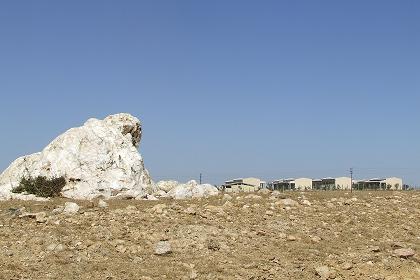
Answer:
341, 262, 353, 270
63, 202, 80, 215
155, 180, 179, 193
279, 198, 299, 207
315, 266, 331, 279
35, 212, 48, 223
0, 113, 152, 200
166, 180, 218, 199
301, 199, 312, 206
98, 199, 108, 209
393, 248, 415, 258
154, 241, 172, 255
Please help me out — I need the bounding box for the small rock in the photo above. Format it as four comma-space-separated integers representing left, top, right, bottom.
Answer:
371, 246, 381, 252
116, 245, 127, 253
302, 199, 312, 206
287, 235, 297, 241
47, 243, 67, 252
265, 210, 274, 216
63, 202, 80, 215
315, 266, 331, 279
391, 242, 405, 249
341, 262, 353, 270
155, 241, 172, 255
52, 206, 64, 215
207, 239, 221, 251
311, 236, 322, 243
36, 212, 47, 223
151, 203, 167, 214
98, 199, 108, 208
184, 207, 197, 215
280, 198, 299, 207
393, 248, 415, 258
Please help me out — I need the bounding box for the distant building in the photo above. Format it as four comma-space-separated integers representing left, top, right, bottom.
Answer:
312, 177, 352, 190
354, 177, 403, 190
223, 177, 263, 192
269, 178, 312, 191
268, 176, 402, 191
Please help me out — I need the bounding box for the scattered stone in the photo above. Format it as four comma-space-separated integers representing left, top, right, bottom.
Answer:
35, 212, 47, 223
301, 199, 312, 206
184, 207, 197, 215
47, 243, 67, 252
287, 235, 297, 241
393, 248, 415, 258
280, 198, 299, 207
391, 242, 405, 249
207, 239, 221, 251
116, 245, 127, 253
341, 262, 353, 270
52, 206, 64, 215
371, 246, 381, 252
151, 203, 167, 214
155, 241, 172, 255
315, 265, 331, 279
265, 210, 274, 216
98, 199, 108, 209
63, 202, 80, 215
311, 236, 322, 243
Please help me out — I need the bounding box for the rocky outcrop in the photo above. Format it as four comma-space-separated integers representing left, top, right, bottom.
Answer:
0, 113, 152, 200
155, 180, 219, 199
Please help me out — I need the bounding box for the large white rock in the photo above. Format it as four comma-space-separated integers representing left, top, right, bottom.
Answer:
156, 180, 179, 193
166, 180, 219, 199
0, 113, 152, 200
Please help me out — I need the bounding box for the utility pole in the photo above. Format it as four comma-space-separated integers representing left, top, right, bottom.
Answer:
199, 173, 202, 185
350, 167, 353, 193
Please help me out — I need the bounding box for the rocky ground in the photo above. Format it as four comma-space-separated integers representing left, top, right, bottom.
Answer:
0, 191, 419, 280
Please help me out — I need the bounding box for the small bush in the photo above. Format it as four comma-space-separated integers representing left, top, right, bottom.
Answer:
12, 176, 66, 197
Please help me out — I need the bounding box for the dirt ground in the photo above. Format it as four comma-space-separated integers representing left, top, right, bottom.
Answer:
0, 190, 419, 280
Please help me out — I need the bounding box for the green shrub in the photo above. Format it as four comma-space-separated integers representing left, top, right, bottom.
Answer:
12, 176, 66, 197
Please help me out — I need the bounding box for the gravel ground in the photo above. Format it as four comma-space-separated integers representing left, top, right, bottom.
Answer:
0, 191, 419, 280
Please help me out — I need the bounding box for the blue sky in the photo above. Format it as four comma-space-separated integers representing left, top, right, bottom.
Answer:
0, 1, 419, 185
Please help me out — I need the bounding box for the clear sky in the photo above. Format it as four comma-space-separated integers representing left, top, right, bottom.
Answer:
0, 1, 419, 186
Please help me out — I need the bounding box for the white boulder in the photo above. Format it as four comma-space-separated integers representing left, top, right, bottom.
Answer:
0, 113, 152, 200
166, 180, 219, 199
156, 180, 179, 193
63, 202, 80, 215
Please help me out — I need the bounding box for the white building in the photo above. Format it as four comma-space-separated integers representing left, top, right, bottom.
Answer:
270, 178, 313, 191
354, 177, 403, 190
223, 177, 264, 192
312, 177, 352, 190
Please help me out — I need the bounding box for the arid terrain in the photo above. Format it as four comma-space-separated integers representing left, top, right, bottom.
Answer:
0, 191, 419, 280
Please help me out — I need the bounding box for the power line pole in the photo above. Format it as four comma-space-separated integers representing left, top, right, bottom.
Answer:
350, 167, 353, 193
